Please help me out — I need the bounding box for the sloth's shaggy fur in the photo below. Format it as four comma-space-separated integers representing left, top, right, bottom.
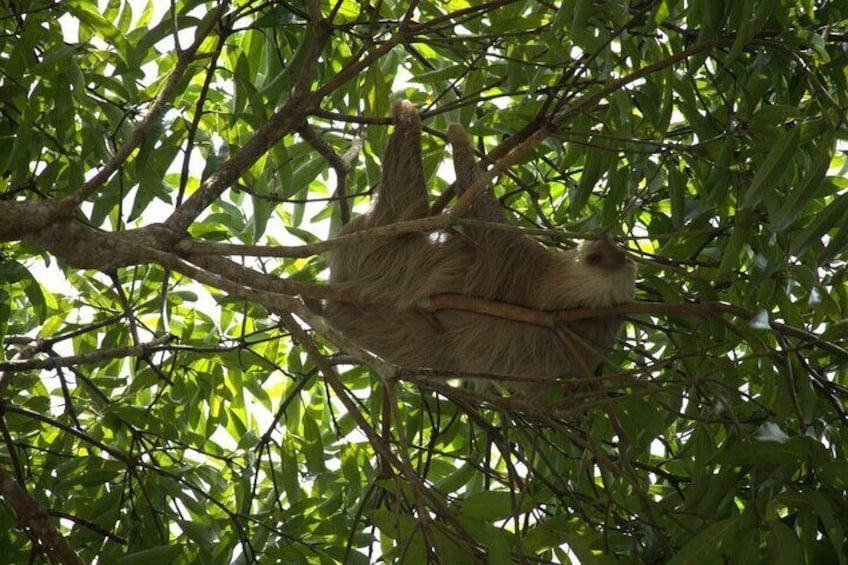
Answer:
326, 101, 636, 388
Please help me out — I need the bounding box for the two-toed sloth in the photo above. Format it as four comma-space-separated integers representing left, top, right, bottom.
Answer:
326, 101, 636, 390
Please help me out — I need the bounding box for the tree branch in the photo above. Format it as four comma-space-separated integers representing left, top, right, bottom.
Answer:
0, 464, 85, 565
0, 335, 172, 373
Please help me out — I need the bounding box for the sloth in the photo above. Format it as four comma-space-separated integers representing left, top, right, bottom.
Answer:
325, 101, 636, 389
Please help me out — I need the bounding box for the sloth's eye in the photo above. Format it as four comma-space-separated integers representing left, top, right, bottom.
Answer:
586, 252, 603, 265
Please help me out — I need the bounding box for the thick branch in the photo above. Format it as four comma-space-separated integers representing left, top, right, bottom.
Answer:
0, 465, 84, 565
0, 200, 68, 242
23, 220, 183, 271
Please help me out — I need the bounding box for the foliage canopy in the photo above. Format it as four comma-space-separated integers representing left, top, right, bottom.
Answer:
1, 0, 847, 563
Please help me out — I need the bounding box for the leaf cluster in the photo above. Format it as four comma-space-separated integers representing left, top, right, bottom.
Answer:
1, 0, 847, 563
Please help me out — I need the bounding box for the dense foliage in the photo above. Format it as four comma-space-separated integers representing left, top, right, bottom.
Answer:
1, 1, 847, 563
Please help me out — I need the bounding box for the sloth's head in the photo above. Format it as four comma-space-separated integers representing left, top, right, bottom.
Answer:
539, 238, 637, 309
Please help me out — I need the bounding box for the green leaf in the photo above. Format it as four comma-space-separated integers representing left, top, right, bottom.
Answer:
16, 266, 50, 323
741, 126, 800, 209
570, 0, 594, 42
718, 210, 754, 278
177, 520, 218, 546
116, 545, 185, 565
771, 137, 833, 230
767, 521, 804, 565
457, 491, 519, 522
725, 0, 773, 66
571, 143, 605, 213
808, 491, 847, 564
790, 191, 848, 257
667, 516, 737, 565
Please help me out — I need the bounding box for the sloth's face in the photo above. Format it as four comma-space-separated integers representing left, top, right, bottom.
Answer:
540, 239, 637, 309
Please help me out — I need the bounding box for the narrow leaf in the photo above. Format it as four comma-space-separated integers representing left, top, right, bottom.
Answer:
741, 126, 800, 209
